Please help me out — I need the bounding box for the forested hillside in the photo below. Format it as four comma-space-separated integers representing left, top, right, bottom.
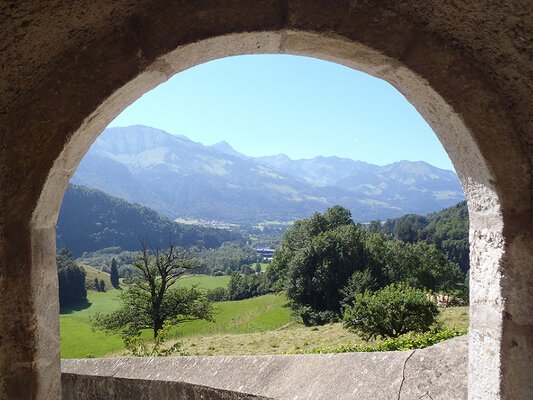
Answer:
381, 201, 469, 272
57, 184, 244, 256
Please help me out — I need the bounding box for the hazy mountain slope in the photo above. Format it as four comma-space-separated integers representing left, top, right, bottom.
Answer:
72, 126, 340, 221
57, 184, 244, 256
256, 154, 379, 186
71, 125, 464, 223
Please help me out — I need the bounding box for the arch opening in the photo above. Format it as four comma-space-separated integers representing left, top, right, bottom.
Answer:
3, 27, 527, 399
58, 52, 470, 359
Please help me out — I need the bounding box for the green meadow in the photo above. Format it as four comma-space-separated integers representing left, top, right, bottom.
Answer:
60, 274, 468, 359
174, 274, 230, 290
60, 290, 126, 358
60, 274, 291, 358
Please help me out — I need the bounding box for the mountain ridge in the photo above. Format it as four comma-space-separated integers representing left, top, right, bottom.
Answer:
71, 125, 464, 223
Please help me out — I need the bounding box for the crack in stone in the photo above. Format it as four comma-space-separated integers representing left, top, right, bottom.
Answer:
397, 350, 416, 400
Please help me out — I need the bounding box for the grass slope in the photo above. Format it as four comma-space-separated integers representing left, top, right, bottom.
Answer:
178, 306, 469, 356
60, 291, 125, 358
61, 274, 288, 358
174, 274, 230, 290
60, 273, 469, 359
169, 294, 291, 338
82, 264, 115, 290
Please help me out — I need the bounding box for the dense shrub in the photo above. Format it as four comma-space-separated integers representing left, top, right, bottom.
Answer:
206, 287, 229, 302
343, 284, 439, 340
300, 328, 466, 354
341, 269, 377, 307
227, 272, 271, 300
293, 305, 340, 326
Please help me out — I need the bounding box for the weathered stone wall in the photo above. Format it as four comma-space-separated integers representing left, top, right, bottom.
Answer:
1, 2, 532, 399
61, 337, 467, 400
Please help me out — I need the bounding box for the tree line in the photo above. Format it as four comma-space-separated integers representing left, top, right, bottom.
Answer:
377, 201, 469, 272
266, 205, 466, 326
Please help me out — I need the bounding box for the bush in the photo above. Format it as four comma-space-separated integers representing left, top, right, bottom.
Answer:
295, 305, 339, 326
123, 320, 188, 357
343, 284, 438, 340
206, 287, 228, 302
299, 328, 466, 354
227, 272, 271, 300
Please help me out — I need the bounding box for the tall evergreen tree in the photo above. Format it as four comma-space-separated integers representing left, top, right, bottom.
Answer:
56, 248, 87, 306
110, 258, 120, 288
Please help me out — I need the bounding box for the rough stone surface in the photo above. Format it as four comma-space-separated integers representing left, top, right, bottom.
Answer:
0, 2, 532, 399
61, 337, 467, 400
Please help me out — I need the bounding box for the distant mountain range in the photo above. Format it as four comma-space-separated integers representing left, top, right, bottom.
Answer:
71, 125, 464, 223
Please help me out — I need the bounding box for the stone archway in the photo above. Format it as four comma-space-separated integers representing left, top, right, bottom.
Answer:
0, 2, 531, 399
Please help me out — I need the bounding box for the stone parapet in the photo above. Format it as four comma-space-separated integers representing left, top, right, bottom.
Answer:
62, 336, 467, 400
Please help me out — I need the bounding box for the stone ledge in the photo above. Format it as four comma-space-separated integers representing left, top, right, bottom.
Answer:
61, 336, 467, 400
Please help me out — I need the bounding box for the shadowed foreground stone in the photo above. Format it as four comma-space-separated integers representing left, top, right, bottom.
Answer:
61, 336, 467, 400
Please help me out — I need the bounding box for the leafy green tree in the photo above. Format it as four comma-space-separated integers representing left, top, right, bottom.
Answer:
419, 201, 469, 272
93, 277, 101, 292
206, 287, 229, 302
255, 263, 262, 273
241, 264, 253, 275
56, 248, 87, 306
365, 235, 463, 292
227, 272, 271, 300
228, 272, 246, 300
195, 242, 259, 274
110, 258, 120, 288
93, 242, 212, 337
269, 205, 464, 326
268, 206, 371, 324
341, 269, 378, 307
99, 279, 106, 292
343, 284, 439, 340
367, 220, 382, 234
380, 201, 469, 272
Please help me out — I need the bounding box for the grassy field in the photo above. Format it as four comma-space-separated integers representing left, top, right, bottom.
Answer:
60, 274, 290, 358
177, 306, 469, 356
60, 273, 469, 358
437, 305, 469, 331
60, 290, 126, 358
170, 294, 291, 338
259, 263, 271, 272
174, 274, 230, 290
81, 264, 114, 289
180, 322, 363, 356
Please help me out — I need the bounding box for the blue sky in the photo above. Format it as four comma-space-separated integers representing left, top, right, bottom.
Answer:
109, 55, 454, 171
